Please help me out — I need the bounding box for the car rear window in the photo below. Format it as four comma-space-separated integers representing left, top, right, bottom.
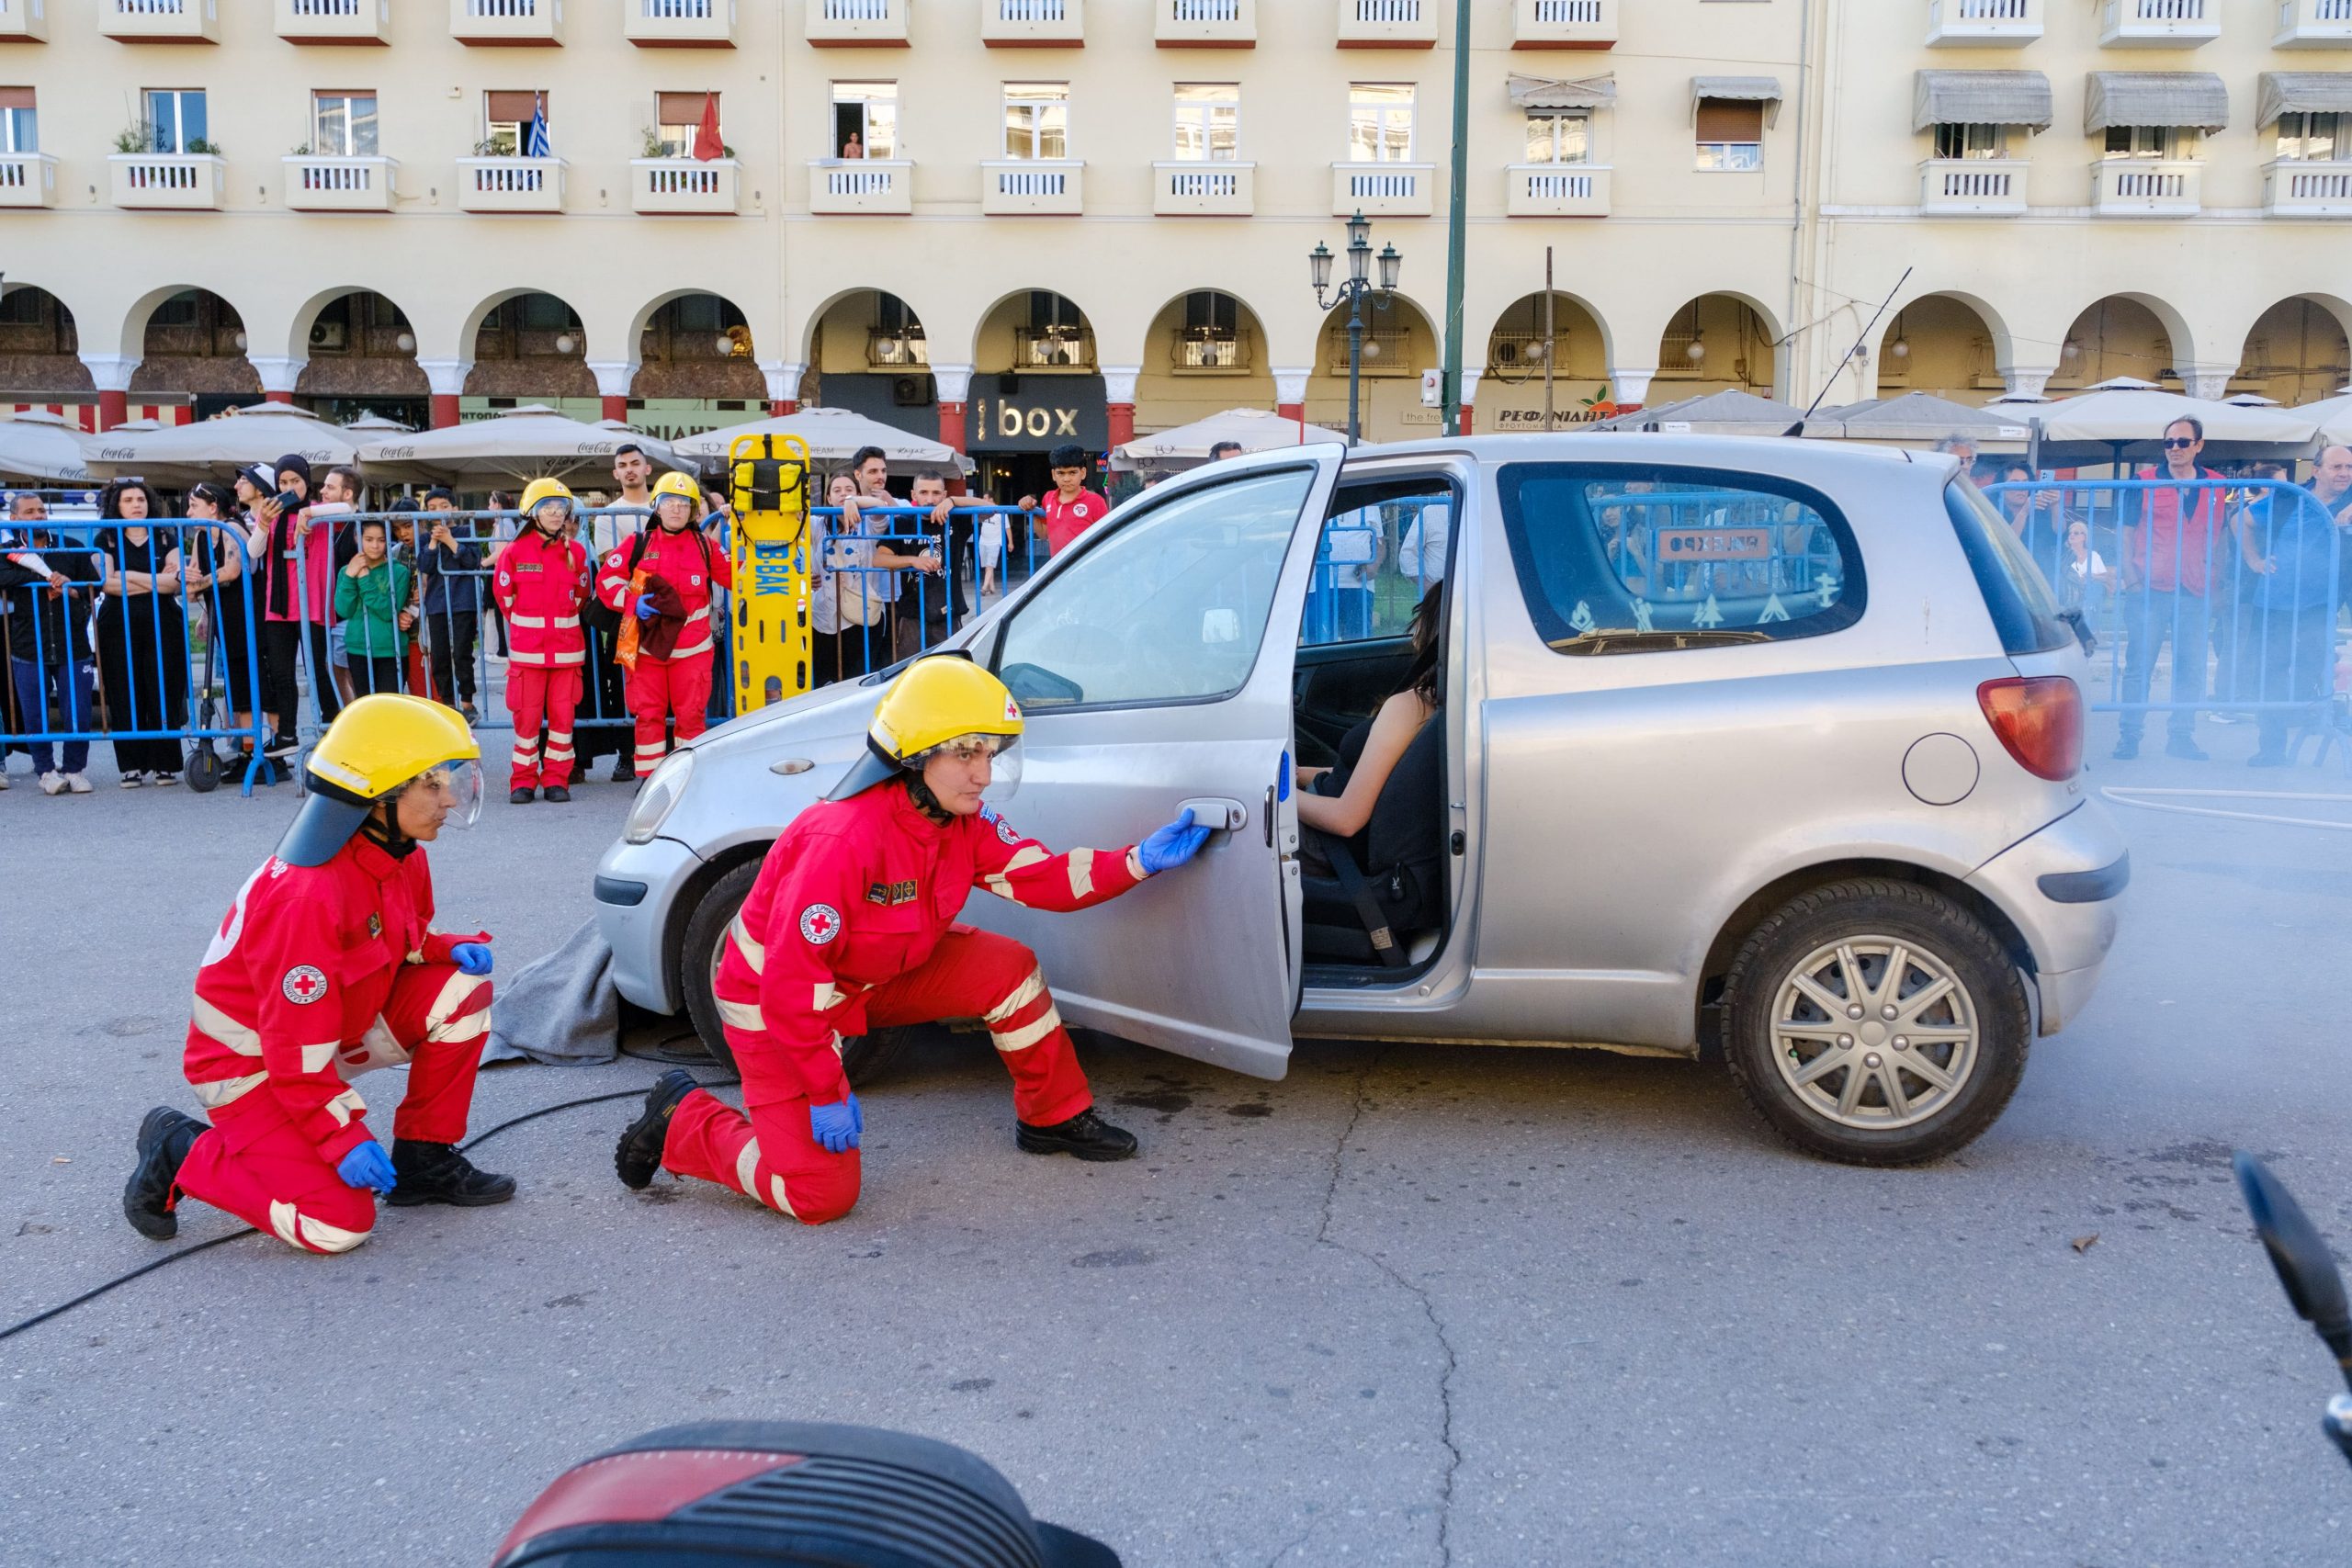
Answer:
1494, 462, 1864, 655
1943, 478, 2073, 656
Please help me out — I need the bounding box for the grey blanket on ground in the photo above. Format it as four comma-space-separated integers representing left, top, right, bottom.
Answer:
483, 919, 620, 1066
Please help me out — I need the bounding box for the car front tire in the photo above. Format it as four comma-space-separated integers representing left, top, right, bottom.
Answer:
1719, 878, 2030, 1167
679, 860, 908, 1089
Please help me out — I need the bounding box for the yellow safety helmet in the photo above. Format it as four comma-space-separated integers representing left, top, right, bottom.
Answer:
520, 476, 575, 523
651, 470, 701, 505
277, 694, 487, 866
828, 657, 1024, 801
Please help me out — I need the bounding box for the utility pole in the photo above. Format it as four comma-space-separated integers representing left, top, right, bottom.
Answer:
1542, 249, 1555, 431
1439, 0, 1470, 437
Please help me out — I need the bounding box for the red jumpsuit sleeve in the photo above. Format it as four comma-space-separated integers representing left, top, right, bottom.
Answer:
967, 807, 1145, 912
594, 546, 633, 613
570, 542, 593, 609
242, 885, 375, 1163
750, 842, 865, 1106
492, 547, 517, 615
707, 543, 734, 592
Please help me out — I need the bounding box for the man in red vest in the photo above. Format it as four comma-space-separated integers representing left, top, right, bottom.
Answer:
2117, 416, 2228, 761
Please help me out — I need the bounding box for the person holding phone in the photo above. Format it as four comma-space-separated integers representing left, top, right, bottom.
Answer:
254, 453, 343, 751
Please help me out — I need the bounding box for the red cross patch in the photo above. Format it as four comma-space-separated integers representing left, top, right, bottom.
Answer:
282, 964, 329, 1004
799, 903, 842, 945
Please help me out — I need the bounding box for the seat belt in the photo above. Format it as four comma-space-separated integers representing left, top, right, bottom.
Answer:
1304, 826, 1408, 968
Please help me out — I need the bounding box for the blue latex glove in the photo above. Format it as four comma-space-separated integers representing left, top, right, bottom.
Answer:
1137, 808, 1213, 875
451, 942, 492, 976
337, 1141, 397, 1196
809, 1094, 863, 1156
633, 592, 658, 621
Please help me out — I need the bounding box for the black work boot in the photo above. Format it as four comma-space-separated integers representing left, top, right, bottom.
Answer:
1015, 1107, 1139, 1162
386, 1139, 516, 1207
509, 786, 535, 806
122, 1106, 207, 1240
607, 752, 634, 784
543, 784, 571, 803
616, 1069, 699, 1190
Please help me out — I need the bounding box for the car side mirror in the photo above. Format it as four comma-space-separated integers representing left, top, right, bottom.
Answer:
2236, 1152, 2352, 1355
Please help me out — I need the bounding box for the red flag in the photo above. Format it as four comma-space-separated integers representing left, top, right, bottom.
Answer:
693, 93, 723, 163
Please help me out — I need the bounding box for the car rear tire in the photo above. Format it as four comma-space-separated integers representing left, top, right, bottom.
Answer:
1719, 878, 2029, 1167
679, 861, 908, 1090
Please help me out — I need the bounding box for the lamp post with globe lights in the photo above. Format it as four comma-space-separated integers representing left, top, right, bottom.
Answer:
1310, 210, 1402, 446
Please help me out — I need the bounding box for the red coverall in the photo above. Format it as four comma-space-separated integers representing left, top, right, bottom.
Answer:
492, 528, 590, 790
596, 526, 732, 779
661, 783, 1149, 1224
173, 838, 492, 1253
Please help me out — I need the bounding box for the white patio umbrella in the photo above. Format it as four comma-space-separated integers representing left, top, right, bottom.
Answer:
0, 410, 100, 483
345, 411, 415, 435
2293, 393, 2352, 446
1802, 391, 2033, 447
353, 404, 675, 486
2030, 384, 2318, 466
669, 405, 971, 476
85, 402, 367, 489
1588, 389, 1810, 435
1112, 407, 1349, 472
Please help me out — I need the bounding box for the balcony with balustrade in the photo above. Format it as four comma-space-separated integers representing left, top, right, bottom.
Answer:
809, 159, 913, 213
102, 0, 218, 43
627, 0, 732, 46
108, 153, 224, 210
1013, 325, 1095, 370
1506, 163, 1611, 216
1157, 0, 1253, 46
457, 155, 565, 211
805, 0, 905, 44
1918, 158, 2027, 215
0, 152, 56, 208
2099, 0, 2218, 47
1152, 161, 1255, 214
983, 0, 1083, 45
1331, 161, 1434, 215
1338, 0, 1434, 47
2264, 158, 2352, 215
2090, 157, 2201, 214
451, 0, 560, 46
982, 161, 1083, 213
284, 153, 396, 210
0, 0, 48, 42
632, 157, 741, 213
1926, 0, 2043, 45
2277, 0, 2352, 46
276, 0, 388, 43
1513, 0, 1616, 49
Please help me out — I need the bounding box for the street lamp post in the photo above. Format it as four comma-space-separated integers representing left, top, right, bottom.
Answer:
1309, 211, 1402, 446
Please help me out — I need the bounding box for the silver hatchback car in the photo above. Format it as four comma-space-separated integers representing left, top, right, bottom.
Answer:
595, 434, 2125, 1165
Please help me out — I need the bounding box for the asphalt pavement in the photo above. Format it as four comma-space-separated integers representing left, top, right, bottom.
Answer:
3, 715, 2349, 1566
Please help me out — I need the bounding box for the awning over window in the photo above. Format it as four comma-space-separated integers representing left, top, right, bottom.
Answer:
2084, 72, 2229, 134
1912, 71, 2053, 133
1509, 74, 1616, 112
2257, 72, 2352, 130
1691, 75, 1783, 130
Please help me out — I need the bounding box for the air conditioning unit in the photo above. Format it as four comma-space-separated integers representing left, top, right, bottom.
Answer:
309, 320, 349, 351
892, 375, 934, 408
998, 372, 1021, 396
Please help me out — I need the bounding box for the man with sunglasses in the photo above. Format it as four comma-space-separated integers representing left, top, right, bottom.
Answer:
2116, 417, 2228, 761
613, 657, 1213, 1226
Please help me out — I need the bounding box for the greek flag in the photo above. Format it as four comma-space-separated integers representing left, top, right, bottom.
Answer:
524, 94, 550, 159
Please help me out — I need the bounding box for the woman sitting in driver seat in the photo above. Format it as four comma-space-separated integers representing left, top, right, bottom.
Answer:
1296, 581, 1442, 859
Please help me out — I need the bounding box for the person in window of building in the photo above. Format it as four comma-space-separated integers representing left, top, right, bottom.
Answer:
1207, 440, 1244, 463
0, 491, 101, 794
94, 479, 189, 787
2238, 446, 2351, 767
611, 658, 1211, 1225
1295, 582, 1442, 869
2116, 416, 2228, 761
334, 518, 416, 698
254, 453, 342, 752
1018, 444, 1109, 558
419, 487, 484, 723
841, 130, 865, 160
178, 480, 259, 771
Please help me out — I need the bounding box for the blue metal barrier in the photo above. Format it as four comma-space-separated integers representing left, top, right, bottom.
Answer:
1, 516, 268, 793
1984, 477, 2349, 760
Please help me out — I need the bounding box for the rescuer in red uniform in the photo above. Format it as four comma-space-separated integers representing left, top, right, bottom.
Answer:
597, 470, 732, 782
494, 477, 592, 805
121, 695, 514, 1254
613, 658, 1214, 1224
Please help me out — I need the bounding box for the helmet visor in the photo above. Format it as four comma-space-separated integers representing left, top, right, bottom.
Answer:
404, 758, 485, 831
905, 732, 1023, 804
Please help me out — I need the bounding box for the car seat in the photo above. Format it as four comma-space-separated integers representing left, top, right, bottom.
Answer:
1300, 713, 1447, 965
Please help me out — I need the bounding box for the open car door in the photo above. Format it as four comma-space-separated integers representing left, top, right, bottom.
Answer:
967, 449, 1346, 1079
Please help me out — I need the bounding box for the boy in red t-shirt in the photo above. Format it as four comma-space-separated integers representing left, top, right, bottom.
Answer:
1019, 443, 1109, 558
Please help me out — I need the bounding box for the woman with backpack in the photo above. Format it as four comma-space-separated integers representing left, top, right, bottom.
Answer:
595, 470, 732, 781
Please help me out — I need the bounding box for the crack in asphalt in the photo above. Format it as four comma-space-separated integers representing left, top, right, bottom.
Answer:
1311, 1049, 1461, 1568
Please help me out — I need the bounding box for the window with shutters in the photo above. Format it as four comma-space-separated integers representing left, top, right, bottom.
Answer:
0, 87, 32, 155
654, 92, 719, 158
1694, 98, 1762, 171
311, 91, 378, 158
2102, 124, 2198, 161
483, 91, 545, 157
1931, 122, 2008, 160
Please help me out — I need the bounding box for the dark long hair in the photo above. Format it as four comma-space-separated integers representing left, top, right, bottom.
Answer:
1397, 581, 1444, 708
97, 478, 162, 523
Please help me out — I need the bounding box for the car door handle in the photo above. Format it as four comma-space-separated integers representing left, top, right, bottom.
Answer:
1178, 796, 1248, 833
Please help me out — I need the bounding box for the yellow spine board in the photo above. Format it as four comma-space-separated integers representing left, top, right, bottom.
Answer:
726, 433, 814, 713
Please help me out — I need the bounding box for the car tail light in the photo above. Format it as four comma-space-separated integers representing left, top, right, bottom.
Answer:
1977, 676, 2082, 782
